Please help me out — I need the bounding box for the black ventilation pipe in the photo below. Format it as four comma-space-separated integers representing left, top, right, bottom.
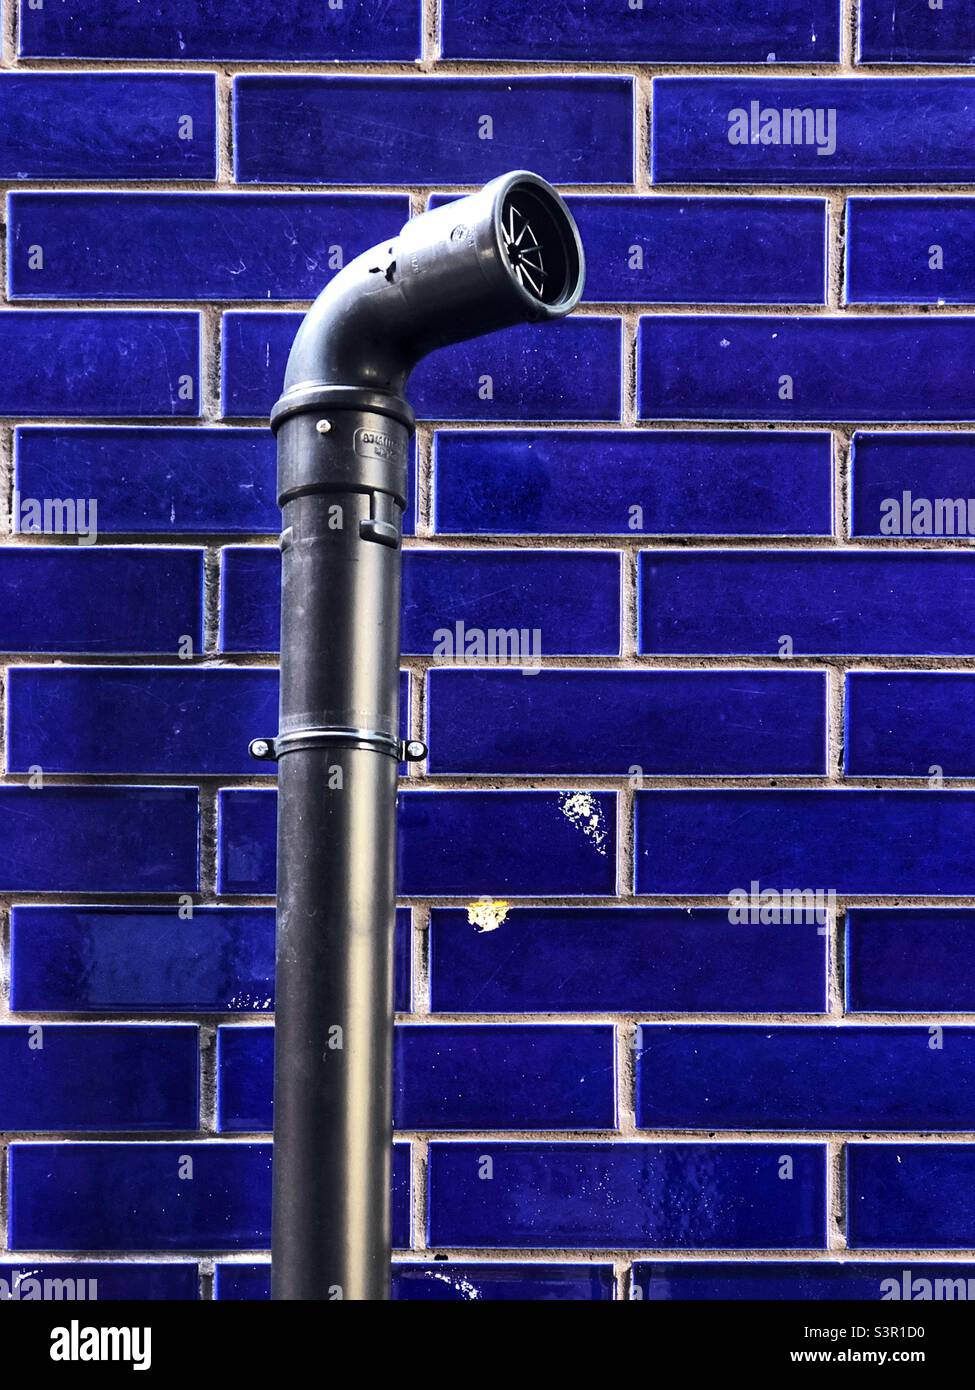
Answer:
253, 171, 585, 1301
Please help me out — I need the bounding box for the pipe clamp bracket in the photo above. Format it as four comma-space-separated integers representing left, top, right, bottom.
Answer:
249, 731, 426, 762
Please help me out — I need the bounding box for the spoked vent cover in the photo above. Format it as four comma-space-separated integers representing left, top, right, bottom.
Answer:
499, 185, 579, 307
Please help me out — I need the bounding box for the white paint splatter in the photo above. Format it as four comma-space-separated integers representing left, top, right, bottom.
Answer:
226, 992, 273, 1011
559, 792, 608, 856
421, 1269, 482, 1299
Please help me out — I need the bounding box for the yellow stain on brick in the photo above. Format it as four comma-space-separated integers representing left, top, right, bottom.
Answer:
466, 899, 510, 933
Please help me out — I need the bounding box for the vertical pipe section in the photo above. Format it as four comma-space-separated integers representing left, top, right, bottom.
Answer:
265, 173, 584, 1300
270, 400, 412, 1301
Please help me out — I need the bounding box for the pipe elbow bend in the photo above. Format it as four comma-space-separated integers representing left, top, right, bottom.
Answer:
272, 171, 585, 430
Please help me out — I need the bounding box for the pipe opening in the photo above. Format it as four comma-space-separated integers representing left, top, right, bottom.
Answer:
499, 183, 581, 307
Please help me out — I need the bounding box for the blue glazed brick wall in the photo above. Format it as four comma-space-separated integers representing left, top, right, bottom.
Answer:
3, 0, 975, 1305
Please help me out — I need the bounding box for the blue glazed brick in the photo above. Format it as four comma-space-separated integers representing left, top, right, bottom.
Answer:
430, 906, 827, 1014
427, 669, 827, 775
14, 422, 411, 536
8, 1143, 272, 1252
222, 312, 622, 422
433, 429, 833, 536
429, 188, 826, 304
8, 193, 411, 302
214, 1263, 271, 1299
442, 0, 840, 62
217, 1027, 272, 1132
0, 74, 215, 180
430, 192, 828, 306
14, 427, 417, 537
846, 909, 975, 1013
217, 789, 276, 894
233, 77, 633, 185
0, 1262, 199, 1300
219, 548, 279, 651
846, 198, 975, 304
393, 1262, 615, 1300
0, 548, 203, 654
859, 2, 975, 63
846, 673, 975, 776
220, 546, 621, 656
395, 909, 413, 1012
633, 1261, 975, 1300
20, 0, 422, 61
635, 789, 975, 896
0, 312, 200, 418
79, 1145, 413, 1259
402, 551, 621, 657
0, 1024, 198, 1132
427, 1142, 827, 1249
0, 786, 198, 894
847, 1145, 975, 1249
636, 1025, 975, 1131
851, 431, 975, 538
10, 904, 411, 1014
4, 669, 416, 782
11, 905, 274, 1014
216, 306, 363, 416
639, 315, 975, 423
217, 1023, 617, 1131
8, 1144, 407, 1257
396, 1024, 617, 1131
8, 667, 276, 775
570, 196, 828, 304
217, 788, 618, 896
652, 77, 975, 185
410, 319, 622, 422
639, 551, 975, 655
16, 427, 276, 534
398, 791, 617, 897
214, 1259, 609, 1300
